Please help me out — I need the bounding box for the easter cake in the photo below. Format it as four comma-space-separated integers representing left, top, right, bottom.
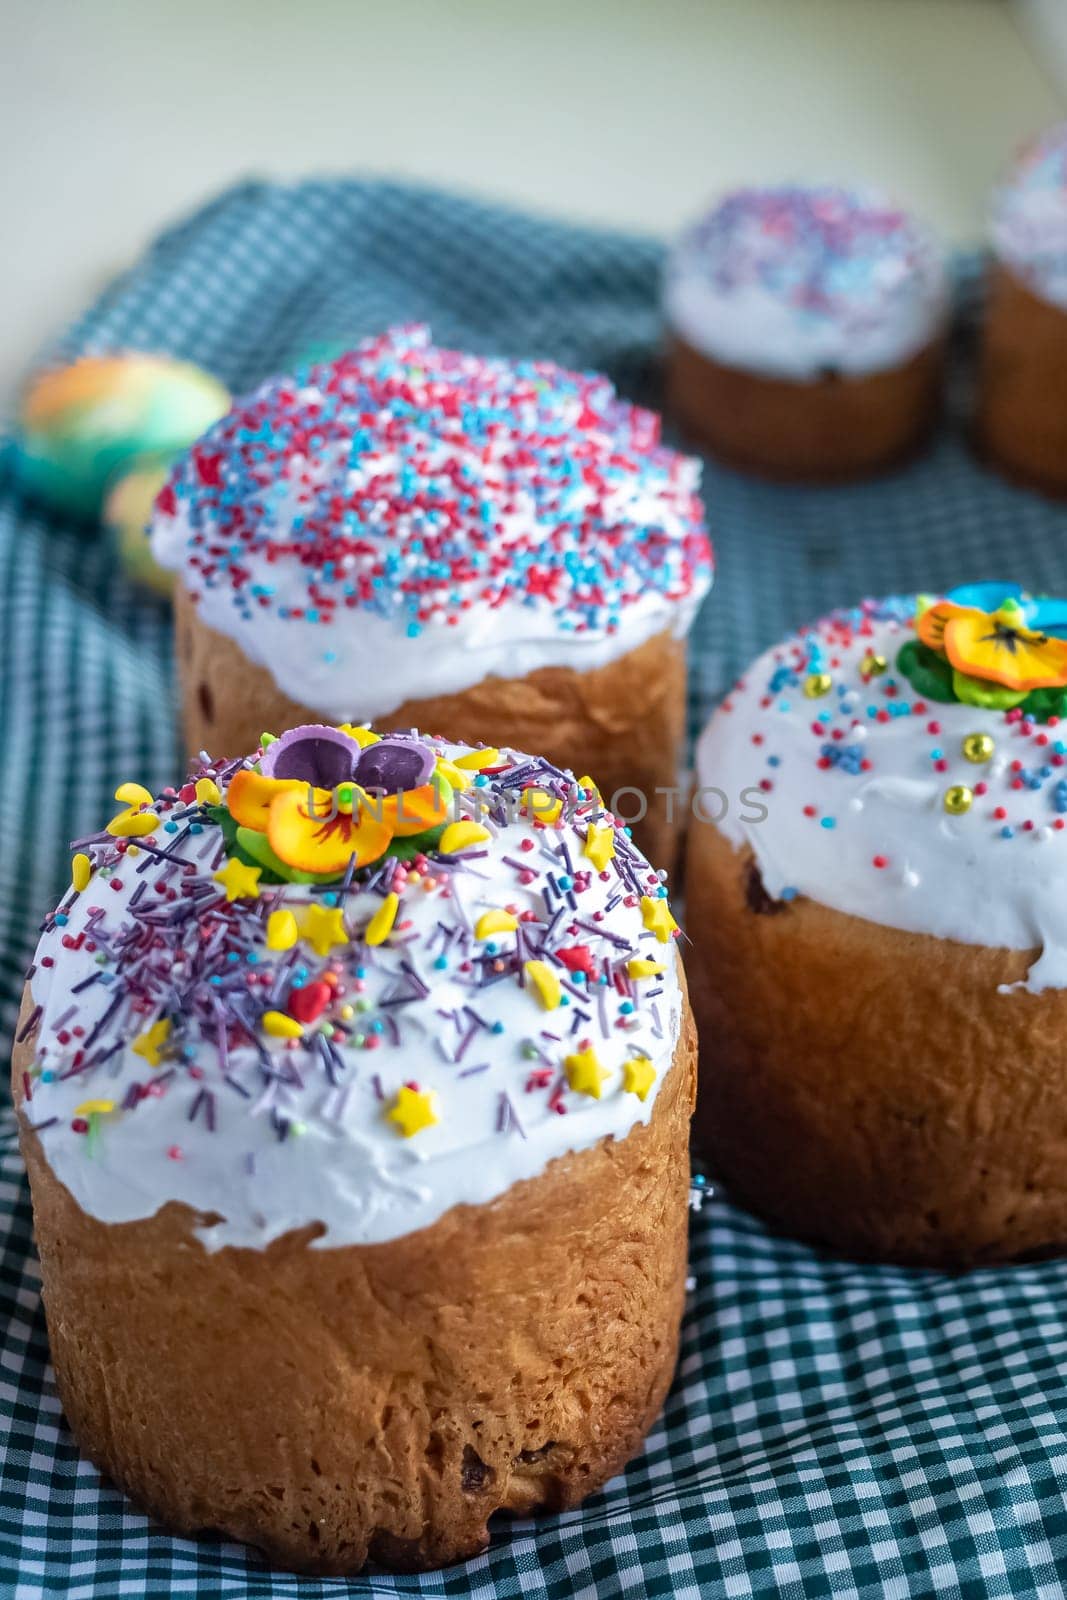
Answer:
13, 723, 695, 1572
687, 584, 1067, 1264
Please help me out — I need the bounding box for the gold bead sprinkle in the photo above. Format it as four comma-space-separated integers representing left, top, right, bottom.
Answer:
803, 672, 832, 699
861, 652, 888, 680
943, 785, 974, 815
962, 732, 994, 764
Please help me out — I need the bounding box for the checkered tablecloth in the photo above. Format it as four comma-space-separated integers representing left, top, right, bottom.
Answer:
3, 178, 1067, 1600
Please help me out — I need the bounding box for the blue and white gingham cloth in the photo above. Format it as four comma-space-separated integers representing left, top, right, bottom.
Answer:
2, 177, 1067, 1599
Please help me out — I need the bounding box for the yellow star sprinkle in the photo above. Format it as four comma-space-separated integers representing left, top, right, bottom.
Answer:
622, 1055, 656, 1102
438, 820, 491, 853
365, 892, 399, 947
261, 1010, 303, 1039
453, 747, 500, 771
387, 1084, 439, 1138
74, 1098, 115, 1117
564, 1046, 608, 1099
300, 902, 349, 957
71, 852, 92, 892
524, 959, 561, 1010
583, 824, 616, 873
578, 774, 601, 800
195, 777, 221, 806
265, 909, 298, 951
131, 1018, 171, 1068
213, 857, 262, 901
475, 909, 519, 940
640, 895, 679, 944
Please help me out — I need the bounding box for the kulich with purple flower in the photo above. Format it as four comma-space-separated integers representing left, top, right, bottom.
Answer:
13, 723, 696, 1573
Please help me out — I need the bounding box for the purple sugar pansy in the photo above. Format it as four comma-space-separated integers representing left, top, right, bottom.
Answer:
259, 725, 437, 795
356, 737, 436, 794
259, 725, 361, 788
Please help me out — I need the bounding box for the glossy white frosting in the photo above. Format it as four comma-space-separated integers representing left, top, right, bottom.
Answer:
991, 122, 1067, 310
157, 502, 707, 722
665, 185, 948, 380
23, 736, 684, 1249
695, 600, 1067, 992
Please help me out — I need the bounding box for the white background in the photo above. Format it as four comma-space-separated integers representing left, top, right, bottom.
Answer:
2, 0, 1064, 401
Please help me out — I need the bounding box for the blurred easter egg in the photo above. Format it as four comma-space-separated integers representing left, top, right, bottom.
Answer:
14, 352, 230, 517
104, 462, 175, 597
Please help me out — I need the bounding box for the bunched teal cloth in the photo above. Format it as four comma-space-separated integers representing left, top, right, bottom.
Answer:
3, 179, 1067, 1599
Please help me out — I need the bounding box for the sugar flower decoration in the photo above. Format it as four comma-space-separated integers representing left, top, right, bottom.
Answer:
896, 588, 1067, 719
221, 725, 452, 883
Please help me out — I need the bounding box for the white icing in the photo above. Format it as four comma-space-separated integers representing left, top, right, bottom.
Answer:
664, 187, 948, 380
991, 123, 1067, 310
24, 738, 684, 1249
154, 503, 706, 722
695, 609, 1067, 992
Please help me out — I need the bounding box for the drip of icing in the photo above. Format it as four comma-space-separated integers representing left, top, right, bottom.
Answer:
150, 325, 713, 722
23, 735, 684, 1249
991, 122, 1067, 310
664, 185, 948, 380
695, 599, 1067, 993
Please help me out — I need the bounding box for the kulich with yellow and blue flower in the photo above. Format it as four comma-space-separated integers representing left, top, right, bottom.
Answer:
697, 586, 1067, 992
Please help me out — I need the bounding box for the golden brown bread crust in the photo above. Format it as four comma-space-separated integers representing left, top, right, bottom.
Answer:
13, 980, 696, 1575
976, 262, 1067, 498
686, 818, 1067, 1266
664, 334, 943, 483
174, 585, 687, 873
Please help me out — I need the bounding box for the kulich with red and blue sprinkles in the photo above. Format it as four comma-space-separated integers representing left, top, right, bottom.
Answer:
151, 325, 713, 724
